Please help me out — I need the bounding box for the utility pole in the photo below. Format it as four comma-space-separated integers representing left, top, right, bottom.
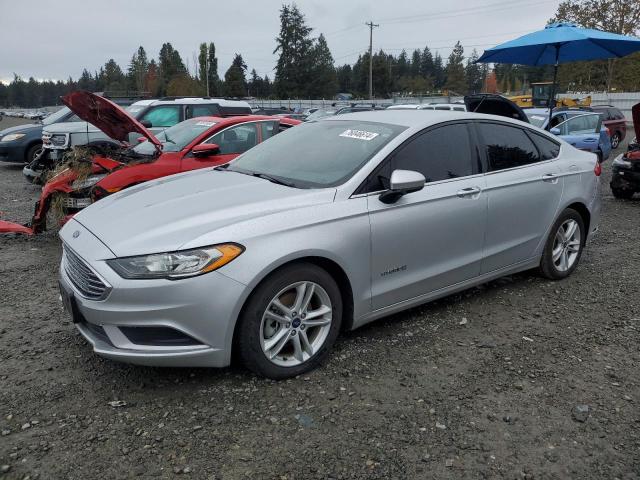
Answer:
206, 53, 210, 97
366, 21, 379, 100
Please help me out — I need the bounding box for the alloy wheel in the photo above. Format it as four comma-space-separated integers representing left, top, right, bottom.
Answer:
611, 133, 620, 149
551, 219, 581, 272
260, 281, 332, 367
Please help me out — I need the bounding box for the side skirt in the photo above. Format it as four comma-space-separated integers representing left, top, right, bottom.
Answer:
353, 257, 540, 330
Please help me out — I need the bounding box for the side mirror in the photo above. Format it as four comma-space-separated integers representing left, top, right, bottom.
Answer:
192, 143, 220, 157
140, 120, 152, 128
550, 127, 561, 135
379, 169, 426, 204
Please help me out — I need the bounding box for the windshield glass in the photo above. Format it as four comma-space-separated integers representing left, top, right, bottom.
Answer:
228, 120, 406, 188
305, 109, 338, 121
126, 104, 148, 117
526, 112, 549, 128
43, 107, 71, 125
132, 118, 217, 155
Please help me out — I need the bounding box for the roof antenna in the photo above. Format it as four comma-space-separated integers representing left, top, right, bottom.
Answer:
472, 95, 486, 113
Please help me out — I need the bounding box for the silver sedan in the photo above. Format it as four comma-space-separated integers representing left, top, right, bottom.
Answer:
59, 110, 601, 379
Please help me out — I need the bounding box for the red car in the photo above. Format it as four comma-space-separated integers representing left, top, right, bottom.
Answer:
0, 91, 299, 235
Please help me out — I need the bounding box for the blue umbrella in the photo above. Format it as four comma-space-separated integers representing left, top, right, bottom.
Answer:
477, 22, 640, 125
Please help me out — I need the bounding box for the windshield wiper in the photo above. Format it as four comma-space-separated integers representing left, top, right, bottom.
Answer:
250, 172, 297, 188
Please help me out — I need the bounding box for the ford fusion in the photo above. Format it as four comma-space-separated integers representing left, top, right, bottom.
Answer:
59, 110, 601, 379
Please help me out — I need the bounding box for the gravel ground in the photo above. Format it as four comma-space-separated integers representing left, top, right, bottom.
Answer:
1, 117, 639, 480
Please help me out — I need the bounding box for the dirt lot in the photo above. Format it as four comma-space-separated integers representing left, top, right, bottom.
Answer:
1, 117, 639, 480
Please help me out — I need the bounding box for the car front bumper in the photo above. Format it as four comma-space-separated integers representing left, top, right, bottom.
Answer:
58, 220, 249, 368
0, 141, 27, 163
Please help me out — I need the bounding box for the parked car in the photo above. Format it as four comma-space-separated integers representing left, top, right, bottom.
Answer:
591, 105, 626, 149
57, 97, 601, 379
0, 92, 299, 235
29, 96, 253, 182
526, 108, 611, 162
0, 107, 81, 164
610, 102, 640, 199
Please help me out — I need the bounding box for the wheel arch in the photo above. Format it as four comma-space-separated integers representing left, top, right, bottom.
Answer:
565, 201, 591, 242
230, 255, 356, 360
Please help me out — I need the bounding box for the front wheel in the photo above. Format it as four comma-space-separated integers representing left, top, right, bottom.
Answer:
236, 263, 342, 379
610, 132, 621, 149
539, 208, 585, 280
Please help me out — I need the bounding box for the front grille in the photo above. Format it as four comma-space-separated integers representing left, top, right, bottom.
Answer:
63, 245, 110, 300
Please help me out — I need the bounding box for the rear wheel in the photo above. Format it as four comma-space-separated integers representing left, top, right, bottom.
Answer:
237, 263, 342, 379
611, 187, 634, 200
539, 208, 585, 280
610, 132, 621, 149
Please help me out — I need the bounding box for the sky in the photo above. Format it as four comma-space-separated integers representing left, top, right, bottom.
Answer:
0, 0, 563, 85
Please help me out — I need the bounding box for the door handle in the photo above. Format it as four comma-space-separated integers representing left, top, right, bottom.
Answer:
456, 186, 482, 198
542, 173, 559, 183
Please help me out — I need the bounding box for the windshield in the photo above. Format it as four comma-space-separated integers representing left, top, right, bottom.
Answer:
43, 107, 71, 125
132, 118, 217, 155
126, 103, 148, 117
228, 120, 406, 188
526, 112, 549, 128
305, 109, 338, 121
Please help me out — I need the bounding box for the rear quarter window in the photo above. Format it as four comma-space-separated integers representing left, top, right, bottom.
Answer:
530, 132, 560, 160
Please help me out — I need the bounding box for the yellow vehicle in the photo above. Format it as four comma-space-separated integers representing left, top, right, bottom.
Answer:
509, 82, 591, 108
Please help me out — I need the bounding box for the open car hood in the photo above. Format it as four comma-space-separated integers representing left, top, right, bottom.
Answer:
464, 94, 530, 123
61, 91, 161, 149
632, 102, 640, 141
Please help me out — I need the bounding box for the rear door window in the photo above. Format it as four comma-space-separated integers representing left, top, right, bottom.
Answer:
186, 104, 220, 118
556, 114, 601, 135
476, 123, 541, 171
260, 121, 279, 141
530, 133, 560, 160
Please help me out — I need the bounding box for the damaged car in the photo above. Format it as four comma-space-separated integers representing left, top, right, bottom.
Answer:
0, 91, 299, 235
610, 102, 640, 199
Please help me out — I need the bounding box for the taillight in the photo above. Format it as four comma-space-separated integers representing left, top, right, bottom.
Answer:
594, 161, 602, 176
605, 127, 611, 137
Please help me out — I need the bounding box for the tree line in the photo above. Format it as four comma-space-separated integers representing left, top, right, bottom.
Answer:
1, 0, 639, 108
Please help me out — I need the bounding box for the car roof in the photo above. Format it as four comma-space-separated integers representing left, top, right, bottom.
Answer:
322, 109, 533, 129
150, 98, 251, 107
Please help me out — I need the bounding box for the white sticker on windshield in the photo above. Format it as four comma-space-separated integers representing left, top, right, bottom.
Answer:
195, 121, 216, 127
339, 129, 379, 141
531, 115, 546, 121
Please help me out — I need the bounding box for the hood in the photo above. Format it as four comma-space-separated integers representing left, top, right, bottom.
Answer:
0, 123, 41, 136
74, 169, 336, 257
42, 121, 100, 135
61, 91, 161, 149
464, 94, 530, 123
633, 102, 640, 141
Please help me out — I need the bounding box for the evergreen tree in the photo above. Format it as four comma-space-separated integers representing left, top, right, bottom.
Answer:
465, 49, 483, 94
158, 43, 186, 94
308, 34, 337, 98
273, 3, 314, 98
101, 59, 126, 92
224, 54, 247, 97
445, 42, 466, 94
433, 52, 446, 89
410, 49, 421, 77
128, 46, 149, 93
419, 46, 434, 80
198, 42, 220, 96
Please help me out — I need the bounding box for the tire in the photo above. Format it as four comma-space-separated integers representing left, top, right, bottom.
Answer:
539, 208, 585, 280
25, 143, 43, 164
611, 188, 634, 200
610, 132, 621, 149
237, 263, 343, 379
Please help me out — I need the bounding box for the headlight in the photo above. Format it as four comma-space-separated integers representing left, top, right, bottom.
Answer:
72, 174, 107, 190
107, 243, 244, 279
612, 155, 632, 169
1, 133, 26, 142
50, 134, 67, 146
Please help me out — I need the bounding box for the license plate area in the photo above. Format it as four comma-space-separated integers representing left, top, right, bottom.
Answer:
59, 281, 80, 323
